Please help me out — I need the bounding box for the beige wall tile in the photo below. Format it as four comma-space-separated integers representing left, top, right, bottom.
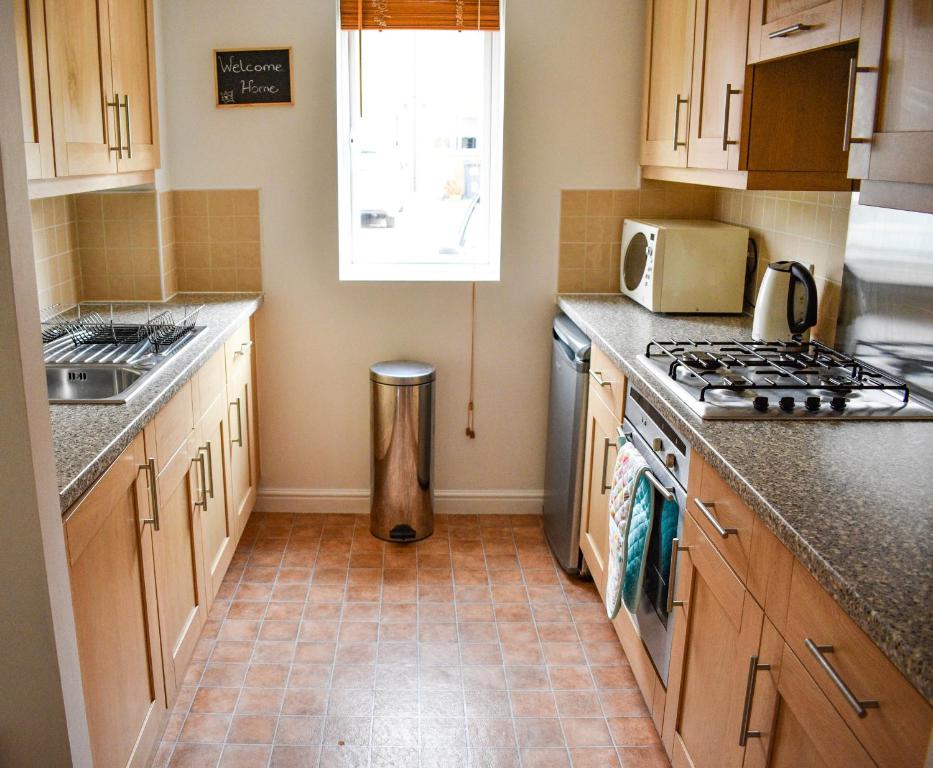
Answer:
174, 190, 208, 217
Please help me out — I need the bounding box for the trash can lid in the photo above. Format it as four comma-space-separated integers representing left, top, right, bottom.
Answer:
370, 360, 436, 386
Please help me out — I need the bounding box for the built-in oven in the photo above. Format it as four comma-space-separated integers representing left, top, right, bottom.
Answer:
621, 384, 691, 686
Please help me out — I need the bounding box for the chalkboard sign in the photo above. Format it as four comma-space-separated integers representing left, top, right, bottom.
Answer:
214, 47, 293, 107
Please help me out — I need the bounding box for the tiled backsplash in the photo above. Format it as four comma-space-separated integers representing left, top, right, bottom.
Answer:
558, 181, 717, 292
30, 196, 80, 309
714, 189, 851, 344
28, 188, 262, 305
173, 190, 262, 292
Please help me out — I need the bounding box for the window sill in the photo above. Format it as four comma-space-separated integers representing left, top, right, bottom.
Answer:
338, 262, 500, 282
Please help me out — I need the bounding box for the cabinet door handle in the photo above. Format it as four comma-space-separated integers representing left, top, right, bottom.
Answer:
120, 94, 132, 158
804, 638, 879, 718
107, 93, 123, 159
673, 94, 688, 151
738, 655, 772, 745
666, 537, 691, 612
600, 437, 615, 494
193, 452, 208, 509
842, 58, 873, 152
203, 441, 215, 499
139, 457, 160, 530
768, 22, 811, 38
694, 499, 738, 538
233, 339, 254, 358
231, 398, 244, 447
722, 83, 741, 151
590, 370, 612, 388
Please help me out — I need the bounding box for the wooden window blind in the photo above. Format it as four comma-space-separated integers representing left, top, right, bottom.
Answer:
339, 0, 500, 31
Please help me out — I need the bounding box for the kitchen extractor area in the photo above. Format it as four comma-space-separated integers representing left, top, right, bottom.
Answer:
0, 1, 931, 768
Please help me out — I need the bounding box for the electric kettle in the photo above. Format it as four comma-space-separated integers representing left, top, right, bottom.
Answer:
752, 261, 818, 341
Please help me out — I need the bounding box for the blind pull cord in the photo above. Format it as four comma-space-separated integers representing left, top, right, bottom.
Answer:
466, 282, 477, 439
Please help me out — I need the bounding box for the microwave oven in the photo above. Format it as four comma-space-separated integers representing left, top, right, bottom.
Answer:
620, 218, 749, 313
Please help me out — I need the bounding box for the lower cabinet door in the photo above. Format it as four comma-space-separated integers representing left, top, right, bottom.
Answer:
150, 431, 208, 700
227, 353, 257, 537
663, 512, 764, 768
744, 621, 875, 768
579, 381, 619, 595
197, 395, 235, 606
64, 434, 165, 768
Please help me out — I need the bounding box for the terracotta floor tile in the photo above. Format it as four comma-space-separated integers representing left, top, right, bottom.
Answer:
179, 713, 231, 743
227, 714, 277, 744
219, 744, 272, 767
191, 687, 240, 714
269, 745, 319, 767
169, 742, 223, 767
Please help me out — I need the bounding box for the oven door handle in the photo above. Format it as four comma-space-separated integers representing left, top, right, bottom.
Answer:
644, 470, 676, 502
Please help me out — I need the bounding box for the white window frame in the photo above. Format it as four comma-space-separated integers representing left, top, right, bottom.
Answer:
336, 22, 504, 282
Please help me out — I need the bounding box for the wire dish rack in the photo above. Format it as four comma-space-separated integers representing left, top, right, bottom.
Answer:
41, 303, 204, 356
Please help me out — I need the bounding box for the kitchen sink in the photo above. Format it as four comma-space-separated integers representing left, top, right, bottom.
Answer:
46, 364, 150, 405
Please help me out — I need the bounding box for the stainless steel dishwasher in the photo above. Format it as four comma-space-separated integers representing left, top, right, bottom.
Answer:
542, 313, 591, 573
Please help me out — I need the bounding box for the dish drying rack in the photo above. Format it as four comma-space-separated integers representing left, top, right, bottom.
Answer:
41, 303, 203, 354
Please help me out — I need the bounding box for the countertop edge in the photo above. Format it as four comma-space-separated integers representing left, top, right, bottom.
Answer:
57, 295, 264, 513
557, 295, 927, 702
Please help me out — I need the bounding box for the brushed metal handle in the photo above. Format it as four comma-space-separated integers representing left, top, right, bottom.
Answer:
203, 442, 215, 499
590, 370, 612, 388
107, 94, 123, 159
738, 655, 772, 745
673, 94, 688, 151
644, 471, 675, 502
768, 22, 811, 38
804, 638, 879, 718
666, 537, 691, 611
193, 452, 208, 509
722, 83, 741, 151
694, 499, 738, 538
234, 339, 254, 358
231, 398, 244, 447
842, 58, 872, 152
139, 457, 159, 530
120, 94, 132, 158
600, 437, 614, 494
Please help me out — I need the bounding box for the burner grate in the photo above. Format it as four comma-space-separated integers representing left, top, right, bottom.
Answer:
645, 338, 910, 403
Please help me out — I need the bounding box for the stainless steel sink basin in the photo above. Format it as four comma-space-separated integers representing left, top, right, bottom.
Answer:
46, 364, 150, 404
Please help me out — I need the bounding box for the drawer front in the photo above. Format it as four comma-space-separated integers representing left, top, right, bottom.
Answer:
785, 561, 931, 768
224, 320, 253, 372
693, 461, 755, 582
195, 348, 227, 423
753, 0, 855, 63
150, 382, 193, 473
588, 344, 626, 421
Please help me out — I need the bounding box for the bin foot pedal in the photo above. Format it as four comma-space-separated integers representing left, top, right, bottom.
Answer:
389, 524, 417, 541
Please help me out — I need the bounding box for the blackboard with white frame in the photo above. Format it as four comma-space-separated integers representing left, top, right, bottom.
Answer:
214, 47, 293, 107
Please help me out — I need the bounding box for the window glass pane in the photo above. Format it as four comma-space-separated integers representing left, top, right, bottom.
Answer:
349, 30, 490, 266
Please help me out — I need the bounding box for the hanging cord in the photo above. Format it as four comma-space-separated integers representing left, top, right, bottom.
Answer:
465, 282, 477, 438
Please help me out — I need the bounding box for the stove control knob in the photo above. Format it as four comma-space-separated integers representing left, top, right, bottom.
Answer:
805, 396, 821, 412
831, 395, 847, 412
779, 396, 795, 413
652, 437, 663, 452
753, 396, 769, 412
665, 453, 677, 469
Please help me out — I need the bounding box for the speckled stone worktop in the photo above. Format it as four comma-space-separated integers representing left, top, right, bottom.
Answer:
51, 293, 263, 513
558, 294, 933, 702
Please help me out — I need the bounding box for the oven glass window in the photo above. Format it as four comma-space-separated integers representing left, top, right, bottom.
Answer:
642, 492, 680, 627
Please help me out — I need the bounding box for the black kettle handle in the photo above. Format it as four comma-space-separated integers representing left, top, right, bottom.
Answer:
787, 262, 818, 333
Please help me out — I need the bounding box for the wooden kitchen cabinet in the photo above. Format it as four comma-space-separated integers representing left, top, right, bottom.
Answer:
847, 0, 933, 213
15, 0, 54, 179
35, 0, 159, 183
226, 322, 259, 538
747, 0, 861, 63
662, 511, 764, 767
63, 434, 165, 768
640, 0, 697, 168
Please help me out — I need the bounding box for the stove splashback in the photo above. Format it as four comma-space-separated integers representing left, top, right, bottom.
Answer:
836, 194, 933, 406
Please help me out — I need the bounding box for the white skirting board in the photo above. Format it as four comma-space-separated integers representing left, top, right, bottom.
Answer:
255, 487, 545, 516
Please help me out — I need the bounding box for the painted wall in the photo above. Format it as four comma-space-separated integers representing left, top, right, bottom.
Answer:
159, 0, 644, 511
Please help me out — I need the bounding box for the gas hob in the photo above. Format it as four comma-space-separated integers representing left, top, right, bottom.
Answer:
637, 338, 933, 420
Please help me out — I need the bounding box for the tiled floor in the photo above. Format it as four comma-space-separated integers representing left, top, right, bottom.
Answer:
154, 512, 671, 768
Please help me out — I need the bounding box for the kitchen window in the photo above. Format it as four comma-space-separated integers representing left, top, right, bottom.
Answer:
336, 1, 504, 281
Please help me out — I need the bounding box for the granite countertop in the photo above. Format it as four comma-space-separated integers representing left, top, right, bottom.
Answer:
558, 293, 933, 702
52, 293, 263, 513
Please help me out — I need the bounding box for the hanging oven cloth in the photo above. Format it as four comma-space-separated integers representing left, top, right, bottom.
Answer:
605, 434, 655, 619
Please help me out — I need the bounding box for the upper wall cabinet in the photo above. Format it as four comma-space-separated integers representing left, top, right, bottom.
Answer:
747, 0, 861, 63
641, 0, 858, 190
20, 0, 159, 193
15, 0, 54, 179
846, 0, 933, 214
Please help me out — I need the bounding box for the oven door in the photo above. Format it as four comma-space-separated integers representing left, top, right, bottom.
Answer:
622, 417, 686, 687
